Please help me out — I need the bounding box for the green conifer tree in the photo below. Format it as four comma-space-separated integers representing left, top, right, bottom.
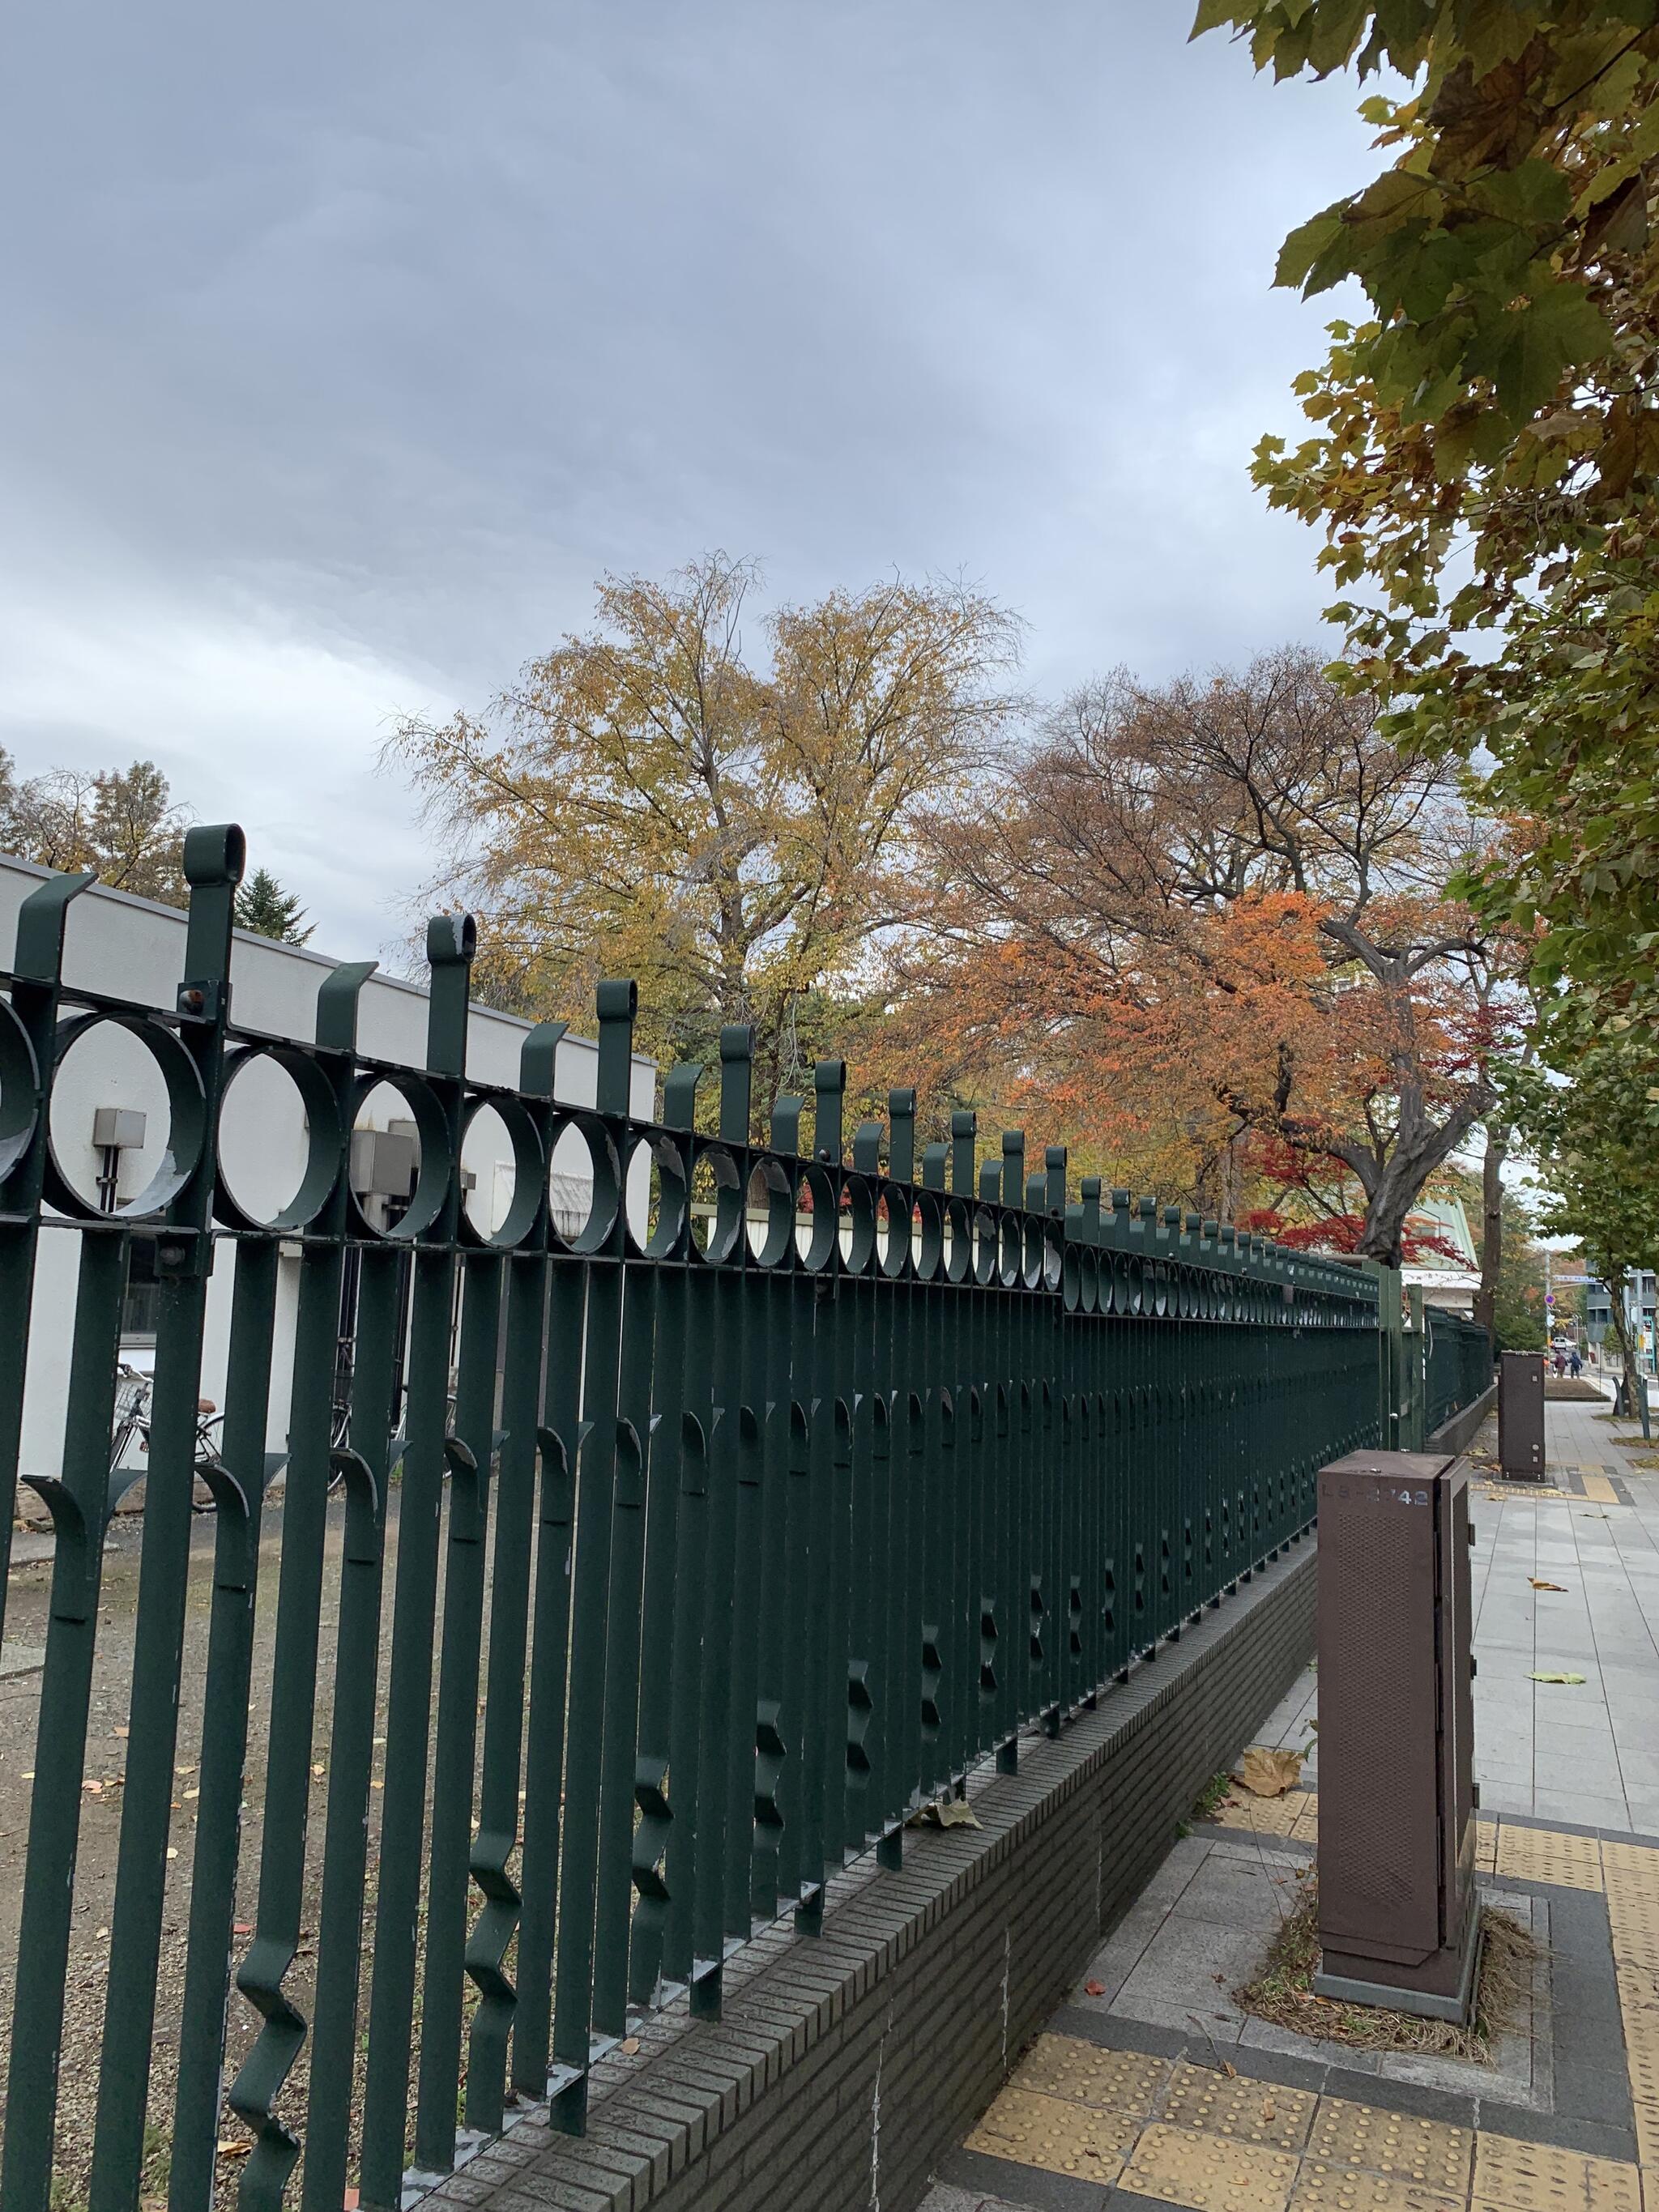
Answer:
234, 866, 313, 944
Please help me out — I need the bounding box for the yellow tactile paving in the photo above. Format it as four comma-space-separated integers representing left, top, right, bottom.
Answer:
1158, 2061, 1316, 2150
967, 1826, 1659, 2210
1494, 1824, 1605, 1891
1305, 2101, 1473, 2194
1292, 2167, 1463, 2212
1472, 2133, 1642, 2212
1608, 1917, 1659, 1973
1601, 1839, 1659, 1891
1215, 1790, 1316, 1837
1603, 1835, 1659, 2156
1580, 1472, 1620, 1505
966, 2057, 1649, 2212
1614, 1963, 1659, 2017
964, 2083, 1138, 2180
1009, 2033, 1166, 2113
1121, 2121, 1300, 2212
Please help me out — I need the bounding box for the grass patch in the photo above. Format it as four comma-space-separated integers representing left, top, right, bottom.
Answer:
1235, 1871, 1536, 2063
1192, 1771, 1234, 1822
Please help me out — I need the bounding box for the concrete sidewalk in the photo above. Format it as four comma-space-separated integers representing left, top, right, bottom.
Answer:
919, 1399, 1659, 2212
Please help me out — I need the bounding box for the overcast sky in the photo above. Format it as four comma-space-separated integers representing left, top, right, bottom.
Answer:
2, 2, 1376, 961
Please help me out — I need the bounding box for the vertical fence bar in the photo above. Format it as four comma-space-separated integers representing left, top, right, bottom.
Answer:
412, 1247, 505, 2174
168, 1234, 280, 2212
295, 963, 395, 2212
463, 1215, 551, 2133
358, 914, 477, 2211
1, 1229, 128, 2212
547, 979, 635, 2132
0, 869, 94, 1652
92, 828, 242, 2212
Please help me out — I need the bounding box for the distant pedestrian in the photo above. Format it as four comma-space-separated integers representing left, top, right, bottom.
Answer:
1554, 1345, 1567, 1376
1570, 1347, 1583, 1379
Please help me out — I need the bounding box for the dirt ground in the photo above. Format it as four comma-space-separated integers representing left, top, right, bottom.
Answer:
0, 1489, 494, 2210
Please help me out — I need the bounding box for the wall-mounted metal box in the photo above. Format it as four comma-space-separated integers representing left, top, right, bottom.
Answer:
92, 1106, 147, 1150
1498, 1352, 1546, 1480
350, 1129, 416, 1200
1314, 1449, 1479, 2022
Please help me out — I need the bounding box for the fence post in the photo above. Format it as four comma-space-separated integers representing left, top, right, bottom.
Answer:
1364, 1260, 1405, 1449
1405, 1284, 1427, 1450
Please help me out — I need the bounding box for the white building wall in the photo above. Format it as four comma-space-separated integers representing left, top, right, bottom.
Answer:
1, 855, 655, 1481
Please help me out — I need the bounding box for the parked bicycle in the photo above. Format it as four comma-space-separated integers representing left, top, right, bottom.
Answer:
109, 1362, 226, 1513
109, 1369, 467, 1516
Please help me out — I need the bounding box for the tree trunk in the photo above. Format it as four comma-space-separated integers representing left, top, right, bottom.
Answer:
1473, 1124, 1507, 1336
1609, 1281, 1652, 1440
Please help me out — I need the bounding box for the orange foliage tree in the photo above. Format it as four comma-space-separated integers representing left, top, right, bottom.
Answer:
894, 649, 1522, 1264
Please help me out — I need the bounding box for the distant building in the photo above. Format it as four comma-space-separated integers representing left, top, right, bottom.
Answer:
1401, 1192, 1482, 1316
1585, 1273, 1657, 1371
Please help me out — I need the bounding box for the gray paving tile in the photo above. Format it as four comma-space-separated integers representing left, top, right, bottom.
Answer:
1237, 2017, 1380, 2071
1533, 1789, 1632, 1828
1620, 1788, 1659, 1831
1170, 1860, 1303, 1933
1478, 1784, 1538, 1814
1112, 1917, 1266, 2022
1110, 1992, 1246, 2044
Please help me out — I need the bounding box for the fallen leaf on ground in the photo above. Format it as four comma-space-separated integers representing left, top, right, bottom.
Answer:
1221, 2061, 1238, 2078
1529, 1671, 1586, 1685
1529, 1579, 1567, 1592
1235, 1746, 1303, 1797
906, 1797, 981, 1830
1262, 2098, 1276, 2120
619, 2035, 641, 2055
1084, 1980, 1107, 1997
233, 1922, 253, 1935
215, 2141, 252, 2160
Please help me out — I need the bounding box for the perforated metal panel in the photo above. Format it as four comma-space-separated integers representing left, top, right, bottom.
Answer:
1315, 1452, 1475, 2003
1499, 1352, 1546, 1478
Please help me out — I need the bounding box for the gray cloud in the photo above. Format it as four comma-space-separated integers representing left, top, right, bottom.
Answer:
1, 0, 1374, 959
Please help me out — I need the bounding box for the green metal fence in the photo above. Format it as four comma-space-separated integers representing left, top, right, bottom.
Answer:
0, 835, 1385, 2212
1425, 1307, 1497, 1439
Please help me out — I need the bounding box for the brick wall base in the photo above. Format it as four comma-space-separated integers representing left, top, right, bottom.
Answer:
437, 1532, 1319, 2212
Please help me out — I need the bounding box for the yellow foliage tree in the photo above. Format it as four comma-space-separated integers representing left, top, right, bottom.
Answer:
387, 552, 1021, 1111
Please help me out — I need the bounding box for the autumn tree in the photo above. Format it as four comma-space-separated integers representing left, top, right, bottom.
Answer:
387, 552, 1022, 1106
0, 751, 191, 904
1192, 0, 1659, 1033
902, 650, 1520, 1263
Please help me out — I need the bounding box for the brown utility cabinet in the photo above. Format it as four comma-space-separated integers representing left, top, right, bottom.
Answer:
1498, 1351, 1546, 1480
1314, 1450, 1480, 2022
